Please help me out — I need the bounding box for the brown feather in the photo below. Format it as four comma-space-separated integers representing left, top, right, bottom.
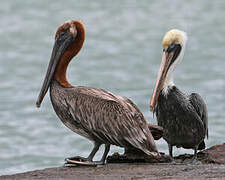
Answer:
50, 80, 158, 155
45, 20, 158, 157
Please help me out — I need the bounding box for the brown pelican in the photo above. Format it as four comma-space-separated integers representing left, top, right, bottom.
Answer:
150, 29, 208, 159
36, 20, 158, 166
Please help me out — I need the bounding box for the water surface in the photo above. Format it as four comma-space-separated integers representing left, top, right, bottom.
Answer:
0, 0, 225, 175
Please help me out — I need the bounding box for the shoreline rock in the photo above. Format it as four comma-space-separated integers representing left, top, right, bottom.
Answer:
1, 163, 225, 180
1, 143, 225, 180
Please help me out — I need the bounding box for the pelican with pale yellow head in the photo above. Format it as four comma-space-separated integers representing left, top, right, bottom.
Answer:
150, 29, 208, 159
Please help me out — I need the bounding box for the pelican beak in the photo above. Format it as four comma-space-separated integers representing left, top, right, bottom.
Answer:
36, 33, 74, 108
150, 51, 174, 111
150, 42, 182, 111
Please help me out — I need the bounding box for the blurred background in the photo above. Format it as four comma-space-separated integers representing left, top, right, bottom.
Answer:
0, 0, 225, 175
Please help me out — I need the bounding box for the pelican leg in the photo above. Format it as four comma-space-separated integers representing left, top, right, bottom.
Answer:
65, 143, 100, 166
100, 144, 110, 164
184, 145, 200, 164
87, 143, 100, 161
192, 145, 198, 160
82, 144, 110, 166
168, 144, 173, 158
168, 144, 176, 163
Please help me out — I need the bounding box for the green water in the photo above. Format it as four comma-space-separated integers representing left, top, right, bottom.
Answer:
0, 0, 225, 175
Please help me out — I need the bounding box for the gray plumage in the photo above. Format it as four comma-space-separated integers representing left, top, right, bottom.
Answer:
189, 92, 208, 139
155, 86, 208, 156
50, 79, 157, 156
150, 29, 208, 158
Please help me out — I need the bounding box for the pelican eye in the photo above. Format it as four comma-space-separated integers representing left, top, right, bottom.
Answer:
170, 43, 175, 48
59, 32, 66, 36
56, 31, 71, 45
167, 42, 177, 53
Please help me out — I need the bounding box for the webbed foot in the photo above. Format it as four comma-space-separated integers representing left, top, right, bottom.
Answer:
65, 156, 89, 162
64, 157, 105, 167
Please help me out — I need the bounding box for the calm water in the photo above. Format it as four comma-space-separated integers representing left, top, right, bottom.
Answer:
0, 0, 225, 175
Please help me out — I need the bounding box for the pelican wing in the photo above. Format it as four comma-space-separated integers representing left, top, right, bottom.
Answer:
65, 86, 157, 155
189, 93, 208, 138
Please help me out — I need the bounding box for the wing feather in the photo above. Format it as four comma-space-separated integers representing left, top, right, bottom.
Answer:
189, 93, 208, 138
65, 87, 158, 155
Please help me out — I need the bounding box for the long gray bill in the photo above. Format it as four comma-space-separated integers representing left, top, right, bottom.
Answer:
36, 33, 74, 108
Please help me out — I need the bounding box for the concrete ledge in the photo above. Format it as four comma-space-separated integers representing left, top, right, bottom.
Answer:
1, 143, 225, 180
1, 163, 225, 180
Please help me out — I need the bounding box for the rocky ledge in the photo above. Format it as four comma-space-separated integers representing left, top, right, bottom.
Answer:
1, 143, 225, 180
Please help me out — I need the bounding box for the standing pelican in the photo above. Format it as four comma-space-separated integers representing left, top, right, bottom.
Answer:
150, 29, 208, 159
36, 20, 158, 166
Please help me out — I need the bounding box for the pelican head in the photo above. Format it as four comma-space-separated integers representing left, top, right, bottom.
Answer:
150, 29, 187, 111
36, 20, 85, 108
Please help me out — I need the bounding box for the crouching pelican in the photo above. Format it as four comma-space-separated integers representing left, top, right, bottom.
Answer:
36, 20, 158, 166
150, 29, 208, 159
